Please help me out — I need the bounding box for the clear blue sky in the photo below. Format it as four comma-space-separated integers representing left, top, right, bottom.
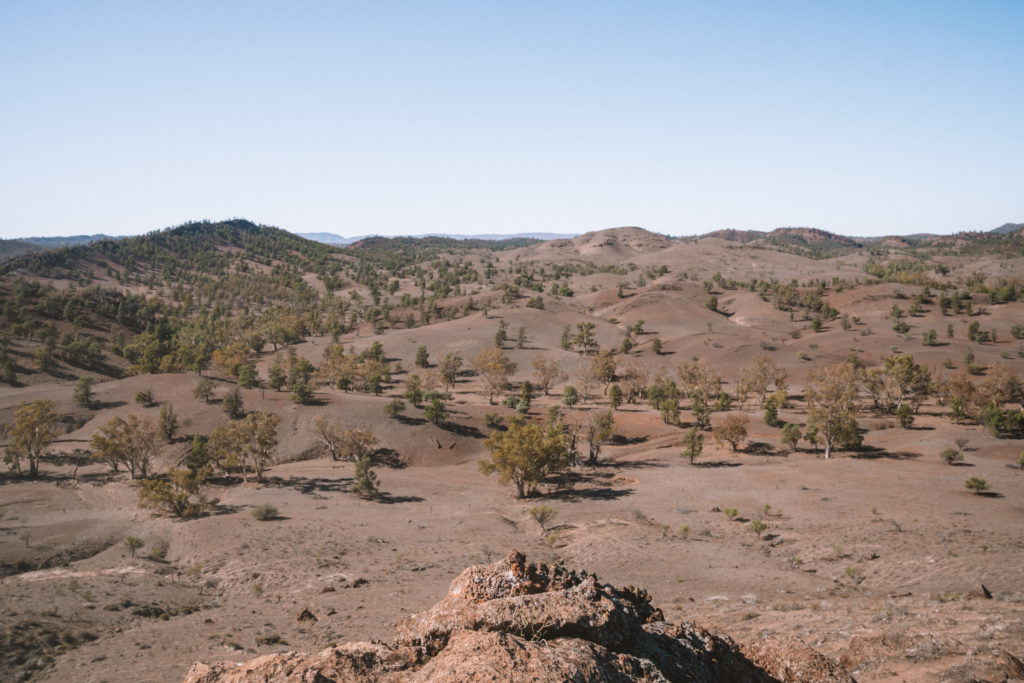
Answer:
2, 1, 1022, 239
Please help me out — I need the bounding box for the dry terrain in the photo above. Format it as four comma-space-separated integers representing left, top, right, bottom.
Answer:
2, 225, 1024, 681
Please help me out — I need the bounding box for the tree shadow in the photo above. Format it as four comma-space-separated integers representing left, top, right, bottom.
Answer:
395, 414, 426, 426
850, 446, 921, 460
374, 447, 406, 469
596, 457, 668, 470
608, 434, 649, 446
260, 475, 352, 494
209, 504, 247, 516
541, 470, 634, 501
441, 421, 485, 438
746, 442, 787, 457
543, 486, 634, 502
92, 400, 128, 410
692, 460, 742, 468
950, 461, 975, 467
975, 491, 1005, 498
374, 492, 426, 504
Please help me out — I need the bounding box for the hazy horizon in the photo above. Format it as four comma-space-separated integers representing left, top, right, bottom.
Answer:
2, 2, 1022, 240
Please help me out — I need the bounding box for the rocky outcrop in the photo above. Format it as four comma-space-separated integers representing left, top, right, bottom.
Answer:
184, 551, 855, 682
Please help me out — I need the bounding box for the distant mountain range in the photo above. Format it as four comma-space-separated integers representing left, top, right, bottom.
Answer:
295, 231, 579, 245
3, 222, 1022, 262
0, 234, 114, 261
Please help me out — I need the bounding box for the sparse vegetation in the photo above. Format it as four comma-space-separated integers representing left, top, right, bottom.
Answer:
251, 504, 279, 521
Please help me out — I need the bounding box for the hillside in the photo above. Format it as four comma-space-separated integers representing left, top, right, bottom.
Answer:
2, 221, 1024, 682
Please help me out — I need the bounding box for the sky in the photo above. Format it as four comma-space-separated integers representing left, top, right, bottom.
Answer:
1, 1, 1022, 240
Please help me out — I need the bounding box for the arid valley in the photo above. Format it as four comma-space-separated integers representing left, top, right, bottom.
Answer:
2, 223, 1024, 682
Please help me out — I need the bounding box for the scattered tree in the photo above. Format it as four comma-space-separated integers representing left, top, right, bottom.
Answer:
222, 386, 244, 419
73, 375, 95, 409
208, 412, 280, 483
415, 346, 430, 368
479, 419, 571, 498
3, 400, 59, 478
138, 467, 211, 518
159, 404, 179, 442
438, 352, 463, 392
90, 415, 157, 479
472, 348, 517, 404
609, 384, 623, 410
739, 356, 788, 407
532, 356, 566, 395
384, 398, 406, 419
583, 409, 616, 465
125, 536, 144, 558
683, 426, 703, 465
351, 455, 380, 499
805, 363, 862, 459
713, 414, 749, 451
781, 423, 802, 452
193, 377, 215, 403
424, 395, 448, 426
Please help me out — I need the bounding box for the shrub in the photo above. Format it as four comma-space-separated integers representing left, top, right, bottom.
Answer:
351, 455, 380, 499
383, 398, 406, 419
193, 377, 215, 403
251, 504, 278, 521
940, 448, 963, 465
528, 505, 557, 532
124, 536, 144, 558
135, 389, 155, 407
896, 404, 914, 429
750, 519, 767, 538
159, 404, 179, 442
965, 476, 990, 494
222, 387, 244, 419
724, 508, 739, 521
73, 376, 95, 409
483, 412, 505, 431
781, 423, 802, 452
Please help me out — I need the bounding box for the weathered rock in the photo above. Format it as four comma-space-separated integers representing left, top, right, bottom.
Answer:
184, 550, 855, 683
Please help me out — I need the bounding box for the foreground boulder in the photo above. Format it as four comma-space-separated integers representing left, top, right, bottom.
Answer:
184, 550, 854, 682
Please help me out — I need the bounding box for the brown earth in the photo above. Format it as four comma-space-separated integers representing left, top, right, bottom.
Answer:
2, 228, 1024, 682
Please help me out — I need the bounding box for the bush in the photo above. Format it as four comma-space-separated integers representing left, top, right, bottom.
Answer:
73, 376, 95, 409
222, 387, 244, 419
483, 412, 505, 431
965, 476, 990, 494
124, 536, 144, 558
528, 505, 557, 532
351, 455, 380, 499
940, 448, 963, 465
384, 398, 406, 419
135, 389, 155, 407
781, 423, 802, 452
251, 504, 278, 521
750, 519, 767, 538
724, 508, 739, 521
896, 404, 914, 429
